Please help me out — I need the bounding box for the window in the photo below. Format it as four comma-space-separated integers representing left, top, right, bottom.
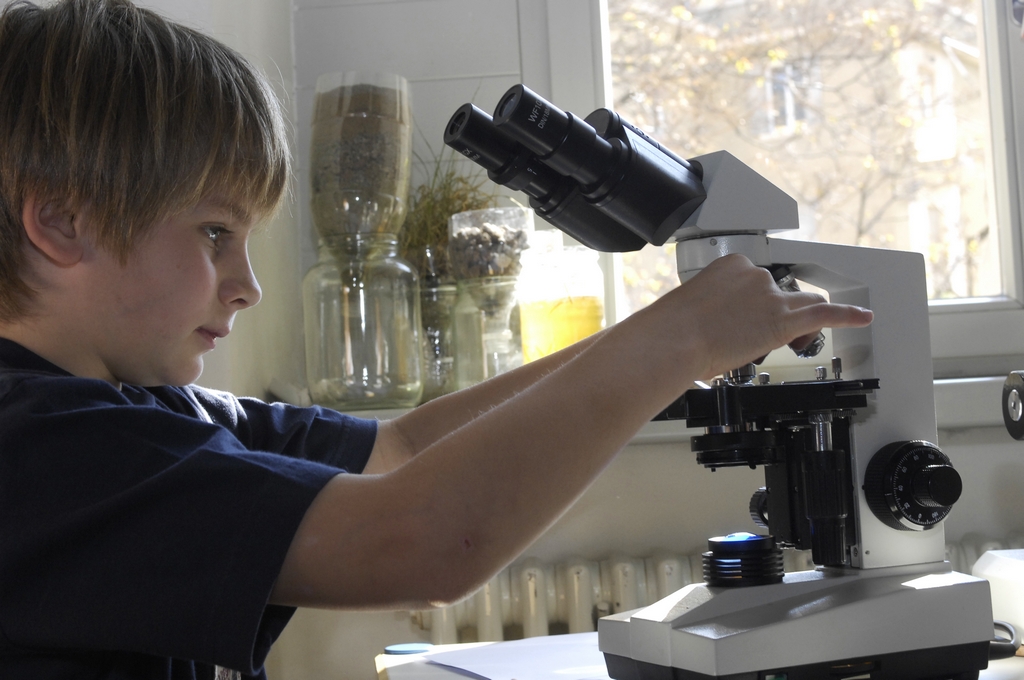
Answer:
549, 0, 1024, 379
758, 60, 815, 137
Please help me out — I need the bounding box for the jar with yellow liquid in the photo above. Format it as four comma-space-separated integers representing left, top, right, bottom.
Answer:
517, 237, 606, 363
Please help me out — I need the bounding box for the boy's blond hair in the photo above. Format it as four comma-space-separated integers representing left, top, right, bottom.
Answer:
0, 0, 291, 320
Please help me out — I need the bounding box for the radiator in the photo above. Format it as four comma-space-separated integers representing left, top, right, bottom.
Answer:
411, 531, 1024, 645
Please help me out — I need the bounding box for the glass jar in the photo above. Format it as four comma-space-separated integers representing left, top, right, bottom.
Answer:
419, 282, 458, 402
404, 244, 458, 403
448, 206, 533, 280
448, 206, 533, 390
517, 236, 606, 363
303, 235, 422, 410
452, 276, 521, 390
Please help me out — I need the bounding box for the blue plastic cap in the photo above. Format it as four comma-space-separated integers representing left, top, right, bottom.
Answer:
384, 643, 435, 655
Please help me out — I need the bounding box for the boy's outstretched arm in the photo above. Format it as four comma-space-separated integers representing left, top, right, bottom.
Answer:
360, 323, 608, 474
270, 254, 872, 611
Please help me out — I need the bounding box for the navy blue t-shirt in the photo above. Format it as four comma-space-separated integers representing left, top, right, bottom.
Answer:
0, 339, 378, 679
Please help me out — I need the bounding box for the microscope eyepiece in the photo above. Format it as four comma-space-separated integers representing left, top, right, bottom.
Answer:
442, 99, 648, 252
447, 107, 468, 139
443, 103, 516, 172
492, 84, 570, 158
444, 84, 708, 250
497, 87, 521, 119
493, 84, 615, 189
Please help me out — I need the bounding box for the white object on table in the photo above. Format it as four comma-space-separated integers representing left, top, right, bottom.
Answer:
975, 549, 1024, 634
376, 632, 609, 680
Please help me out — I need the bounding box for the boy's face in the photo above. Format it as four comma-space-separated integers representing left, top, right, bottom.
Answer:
80, 198, 262, 387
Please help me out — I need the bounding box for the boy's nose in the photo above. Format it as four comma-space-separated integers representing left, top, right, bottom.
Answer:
220, 255, 262, 309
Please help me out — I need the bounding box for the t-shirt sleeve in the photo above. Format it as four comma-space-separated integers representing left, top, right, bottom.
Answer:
0, 379, 373, 675
183, 386, 378, 472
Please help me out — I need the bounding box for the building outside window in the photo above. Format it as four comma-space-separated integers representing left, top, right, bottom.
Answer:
609, 0, 993, 306
592, 0, 1024, 380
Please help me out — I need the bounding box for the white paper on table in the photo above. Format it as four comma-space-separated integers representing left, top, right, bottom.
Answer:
423, 632, 611, 680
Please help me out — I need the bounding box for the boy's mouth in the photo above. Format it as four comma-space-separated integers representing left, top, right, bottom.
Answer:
196, 327, 227, 348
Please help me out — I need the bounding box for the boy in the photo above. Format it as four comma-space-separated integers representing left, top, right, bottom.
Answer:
0, 0, 873, 679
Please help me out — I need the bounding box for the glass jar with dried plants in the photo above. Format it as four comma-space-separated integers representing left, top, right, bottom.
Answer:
399, 153, 495, 402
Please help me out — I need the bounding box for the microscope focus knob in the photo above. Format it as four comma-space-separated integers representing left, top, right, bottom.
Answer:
1003, 371, 1024, 440
748, 487, 770, 529
911, 464, 962, 508
864, 441, 961, 531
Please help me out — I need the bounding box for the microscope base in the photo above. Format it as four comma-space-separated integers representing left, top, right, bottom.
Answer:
603, 640, 989, 680
598, 563, 993, 680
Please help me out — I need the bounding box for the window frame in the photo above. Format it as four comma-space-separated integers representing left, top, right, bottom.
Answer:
543, 0, 1024, 382
928, 0, 1024, 379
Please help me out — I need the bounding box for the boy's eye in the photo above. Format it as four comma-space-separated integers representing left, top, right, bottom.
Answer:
203, 225, 229, 245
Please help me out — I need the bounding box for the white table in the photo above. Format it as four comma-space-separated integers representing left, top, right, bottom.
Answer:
375, 634, 1024, 680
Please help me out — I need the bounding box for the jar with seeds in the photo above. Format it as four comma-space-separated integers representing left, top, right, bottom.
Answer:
448, 207, 534, 387
448, 206, 533, 281
310, 71, 412, 240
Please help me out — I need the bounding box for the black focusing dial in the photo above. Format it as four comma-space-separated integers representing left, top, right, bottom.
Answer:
864, 440, 962, 531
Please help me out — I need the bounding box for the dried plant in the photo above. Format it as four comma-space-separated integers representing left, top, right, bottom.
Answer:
399, 147, 496, 284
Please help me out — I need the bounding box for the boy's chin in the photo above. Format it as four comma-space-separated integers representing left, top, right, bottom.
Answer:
148, 358, 205, 387
177, 358, 205, 386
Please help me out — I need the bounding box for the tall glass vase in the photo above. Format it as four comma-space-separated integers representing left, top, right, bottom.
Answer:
310, 71, 412, 236
305, 71, 418, 410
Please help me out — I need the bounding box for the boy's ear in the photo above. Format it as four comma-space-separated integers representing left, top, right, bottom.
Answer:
21, 194, 85, 266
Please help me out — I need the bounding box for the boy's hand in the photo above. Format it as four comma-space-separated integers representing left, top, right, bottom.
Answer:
650, 253, 873, 382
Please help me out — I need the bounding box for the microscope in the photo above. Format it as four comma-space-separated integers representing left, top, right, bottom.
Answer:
445, 85, 994, 679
